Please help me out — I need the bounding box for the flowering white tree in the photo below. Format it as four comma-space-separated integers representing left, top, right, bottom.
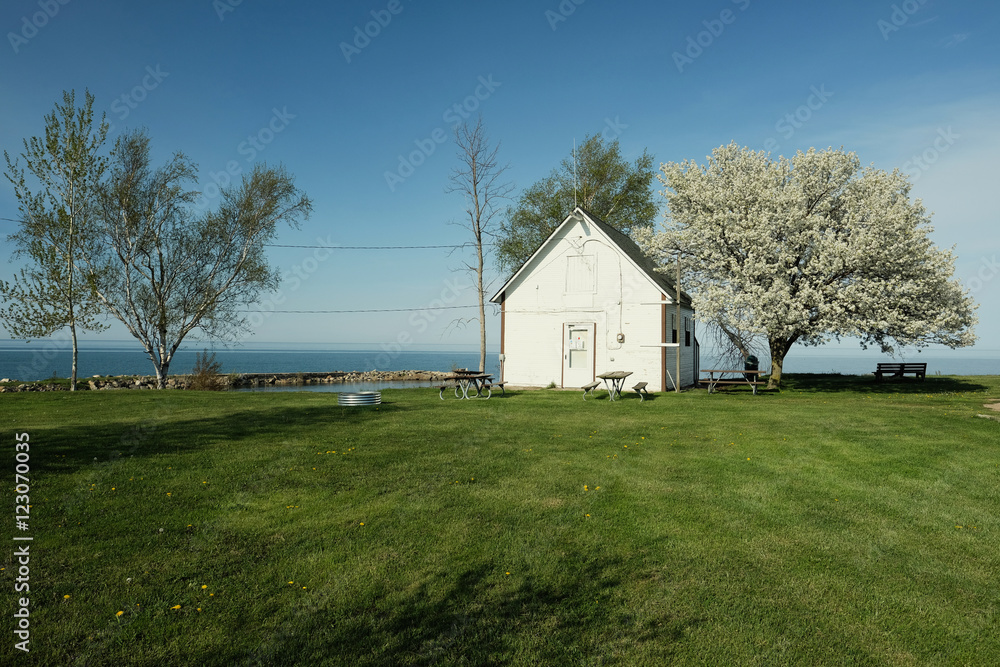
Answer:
638, 143, 977, 388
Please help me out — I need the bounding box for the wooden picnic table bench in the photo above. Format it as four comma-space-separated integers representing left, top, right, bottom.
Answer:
581, 381, 601, 400
874, 362, 926, 381
632, 382, 650, 402
700, 369, 765, 395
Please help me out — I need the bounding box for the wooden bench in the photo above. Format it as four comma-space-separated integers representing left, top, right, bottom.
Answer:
874, 362, 926, 381
483, 381, 505, 396
632, 382, 650, 402
582, 381, 601, 400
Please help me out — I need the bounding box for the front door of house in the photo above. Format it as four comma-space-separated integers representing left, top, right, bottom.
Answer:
564, 323, 594, 388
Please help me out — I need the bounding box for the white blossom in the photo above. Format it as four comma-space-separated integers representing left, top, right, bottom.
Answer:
638, 143, 978, 387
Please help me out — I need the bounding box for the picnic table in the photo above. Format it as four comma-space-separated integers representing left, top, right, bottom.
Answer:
597, 371, 633, 401
439, 370, 494, 400
701, 369, 764, 395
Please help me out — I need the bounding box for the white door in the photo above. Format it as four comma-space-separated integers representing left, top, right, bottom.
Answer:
564, 324, 594, 387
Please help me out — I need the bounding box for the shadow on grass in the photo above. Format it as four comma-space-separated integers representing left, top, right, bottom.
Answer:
34, 396, 409, 471
242, 555, 700, 665
779, 373, 990, 395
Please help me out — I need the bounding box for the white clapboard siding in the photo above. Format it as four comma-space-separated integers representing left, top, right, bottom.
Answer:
492, 208, 698, 389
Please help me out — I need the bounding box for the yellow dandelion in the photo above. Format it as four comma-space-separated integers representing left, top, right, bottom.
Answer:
116, 611, 124, 617
197, 608, 202, 612
64, 595, 71, 599
171, 605, 181, 610
201, 585, 208, 589
360, 522, 364, 526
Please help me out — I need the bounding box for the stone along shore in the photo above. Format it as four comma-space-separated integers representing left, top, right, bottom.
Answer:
0, 370, 456, 392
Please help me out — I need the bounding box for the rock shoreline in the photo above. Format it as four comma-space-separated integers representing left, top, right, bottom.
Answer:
0, 370, 456, 392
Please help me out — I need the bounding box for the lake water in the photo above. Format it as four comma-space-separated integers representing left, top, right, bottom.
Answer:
1, 340, 997, 391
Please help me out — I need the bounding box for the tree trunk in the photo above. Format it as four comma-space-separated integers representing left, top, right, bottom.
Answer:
767, 336, 796, 389
155, 360, 169, 390
69, 321, 78, 391
477, 241, 486, 373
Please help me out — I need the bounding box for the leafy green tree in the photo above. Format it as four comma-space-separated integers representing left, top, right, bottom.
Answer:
90, 130, 313, 388
640, 143, 978, 388
495, 134, 657, 273
1, 90, 109, 390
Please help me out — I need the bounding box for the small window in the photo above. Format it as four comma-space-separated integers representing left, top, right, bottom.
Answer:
671, 313, 677, 344
685, 317, 691, 347
566, 255, 596, 293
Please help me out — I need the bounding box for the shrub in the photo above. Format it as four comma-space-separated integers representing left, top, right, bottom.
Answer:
188, 349, 224, 391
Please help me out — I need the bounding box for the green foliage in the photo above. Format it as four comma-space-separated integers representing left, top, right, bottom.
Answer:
91, 129, 312, 388
5, 376, 999, 664
1, 89, 110, 389
187, 349, 224, 391
495, 134, 658, 273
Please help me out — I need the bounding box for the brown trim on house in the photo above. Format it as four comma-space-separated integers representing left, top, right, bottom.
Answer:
661, 295, 668, 392
499, 292, 505, 383
560, 323, 566, 389
591, 322, 597, 383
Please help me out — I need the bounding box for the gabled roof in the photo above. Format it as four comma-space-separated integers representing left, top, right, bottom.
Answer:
490, 206, 692, 306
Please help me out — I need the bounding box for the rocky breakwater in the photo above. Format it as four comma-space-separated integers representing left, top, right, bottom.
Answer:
0, 370, 456, 392
231, 370, 453, 388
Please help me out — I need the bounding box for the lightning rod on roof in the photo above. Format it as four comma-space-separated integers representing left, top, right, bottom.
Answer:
573, 138, 578, 209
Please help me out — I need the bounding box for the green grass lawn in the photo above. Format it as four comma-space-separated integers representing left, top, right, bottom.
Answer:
3, 375, 999, 665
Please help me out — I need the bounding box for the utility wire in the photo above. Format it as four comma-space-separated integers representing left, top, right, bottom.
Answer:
242, 305, 480, 314
265, 243, 494, 250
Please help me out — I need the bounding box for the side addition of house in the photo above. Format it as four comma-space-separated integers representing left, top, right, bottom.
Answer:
490, 207, 698, 390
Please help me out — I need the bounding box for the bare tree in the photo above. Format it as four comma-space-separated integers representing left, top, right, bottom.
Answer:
446, 117, 512, 372
1, 90, 109, 390
91, 130, 312, 388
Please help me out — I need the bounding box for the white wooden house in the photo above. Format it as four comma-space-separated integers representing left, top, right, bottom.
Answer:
490, 207, 698, 390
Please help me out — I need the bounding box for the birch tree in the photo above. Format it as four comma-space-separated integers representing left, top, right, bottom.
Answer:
446, 117, 511, 373
91, 130, 312, 388
1, 90, 109, 390
640, 143, 977, 388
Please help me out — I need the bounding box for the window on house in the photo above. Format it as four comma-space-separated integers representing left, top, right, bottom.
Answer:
685, 317, 691, 347
671, 313, 677, 344
565, 255, 596, 293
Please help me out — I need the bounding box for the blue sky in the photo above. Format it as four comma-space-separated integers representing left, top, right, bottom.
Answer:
1, 0, 997, 358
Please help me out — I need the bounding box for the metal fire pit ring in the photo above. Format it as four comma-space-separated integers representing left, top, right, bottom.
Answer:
338, 391, 382, 406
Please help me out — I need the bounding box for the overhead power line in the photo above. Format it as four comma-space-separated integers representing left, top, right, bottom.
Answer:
242, 305, 480, 314
265, 243, 494, 250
